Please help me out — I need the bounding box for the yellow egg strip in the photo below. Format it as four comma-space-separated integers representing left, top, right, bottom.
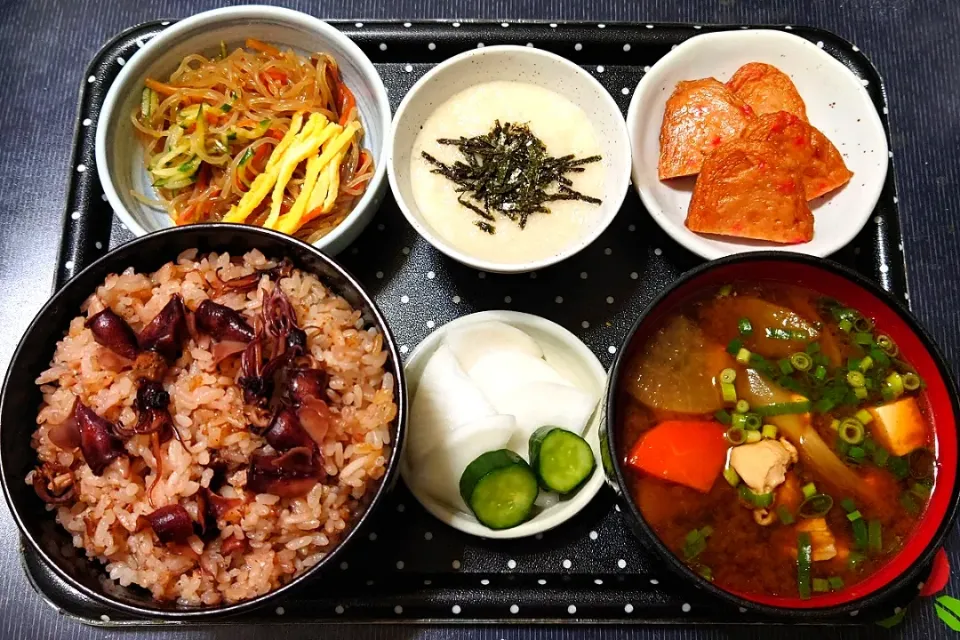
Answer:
271, 154, 325, 231
273, 121, 359, 234
221, 112, 307, 223
262, 115, 339, 230
266, 112, 305, 171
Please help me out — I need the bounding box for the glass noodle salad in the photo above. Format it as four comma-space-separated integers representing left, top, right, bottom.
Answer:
131, 38, 374, 243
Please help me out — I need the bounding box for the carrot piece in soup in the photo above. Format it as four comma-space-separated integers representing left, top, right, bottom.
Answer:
626, 420, 729, 493
726, 62, 808, 121
686, 140, 814, 244
658, 78, 755, 180
741, 111, 853, 200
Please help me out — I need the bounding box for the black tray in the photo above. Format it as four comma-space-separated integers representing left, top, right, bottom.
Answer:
38, 19, 919, 627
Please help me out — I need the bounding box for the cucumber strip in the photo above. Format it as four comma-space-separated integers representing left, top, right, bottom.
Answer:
529, 426, 595, 494
459, 450, 538, 530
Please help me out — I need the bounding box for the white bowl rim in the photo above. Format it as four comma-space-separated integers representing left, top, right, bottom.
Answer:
94, 5, 391, 252
626, 29, 889, 260
400, 310, 607, 539
387, 44, 632, 274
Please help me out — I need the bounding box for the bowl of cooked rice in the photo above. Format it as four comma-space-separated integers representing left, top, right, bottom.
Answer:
95, 6, 391, 255
0, 224, 405, 618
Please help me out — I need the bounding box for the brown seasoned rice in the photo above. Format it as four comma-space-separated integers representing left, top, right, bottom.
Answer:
27, 249, 396, 605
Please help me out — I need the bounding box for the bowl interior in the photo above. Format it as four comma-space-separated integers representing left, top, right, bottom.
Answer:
627, 30, 889, 259
607, 255, 958, 612
0, 224, 405, 617
400, 310, 607, 539
389, 45, 632, 272
96, 8, 390, 254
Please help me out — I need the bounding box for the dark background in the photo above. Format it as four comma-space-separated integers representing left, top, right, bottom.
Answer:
1, 0, 958, 638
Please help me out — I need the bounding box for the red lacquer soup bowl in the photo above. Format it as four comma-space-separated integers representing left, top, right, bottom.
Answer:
602, 252, 960, 617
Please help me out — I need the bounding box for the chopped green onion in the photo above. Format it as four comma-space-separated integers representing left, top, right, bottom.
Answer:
854, 332, 873, 346
726, 338, 743, 356
813, 397, 837, 414
855, 409, 874, 425
723, 466, 741, 486
700, 525, 714, 538
872, 447, 890, 467
859, 356, 874, 372
888, 456, 910, 480
899, 492, 920, 515
806, 342, 821, 355
854, 387, 868, 400
802, 482, 817, 499
721, 381, 738, 404
220, 40, 228, 59
698, 566, 714, 581
714, 409, 732, 425
876, 335, 898, 357
745, 430, 762, 443
778, 359, 795, 375
738, 318, 753, 336
739, 485, 774, 508
868, 520, 882, 553
852, 518, 868, 550
743, 413, 762, 431
838, 319, 853, 333
848, 551, 866, 570
762, 424, 778, 440
813, 578, 830, 593
839, 418, 865, 445
799, 494, 834, 518
683, 534, 707, 560
830, 419, 840, 431
813, 365, 827, 381
840, 498, 857, 513
846, 371, 866, 387
726, 427, 747, 446
718, 285, 733, 297
828, 576, 845, 590
237, 147, 254, 166
777, 505, 795, 525
719, 368, 737, 384
797, 532, 812, 600
731, 413, 747, 429
902, 372, 922, 391
736, 348, 752, 365
847, 509, 862, 522
754, 401, 812, 417
789, 352, 813, 372
848, 445, 866, 461
221, 103, 232, 112
735, 399, 750, 414
884, 371, 905, 398
909, 482, 932, 499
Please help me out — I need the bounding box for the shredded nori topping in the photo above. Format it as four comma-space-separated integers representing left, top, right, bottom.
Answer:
421, 120, 601, 232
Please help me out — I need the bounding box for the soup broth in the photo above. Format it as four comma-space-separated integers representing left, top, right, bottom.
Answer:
617, 282, 935, 600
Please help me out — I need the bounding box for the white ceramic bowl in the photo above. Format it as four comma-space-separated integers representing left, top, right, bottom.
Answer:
400, 310, 606, 539
95, 6, 391, 256
627, 29, 889, 260
388, 45, 632, 273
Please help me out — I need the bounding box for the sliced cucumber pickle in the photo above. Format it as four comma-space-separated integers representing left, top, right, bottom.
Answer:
459, 449, 538, 530
529, 426, 596, 494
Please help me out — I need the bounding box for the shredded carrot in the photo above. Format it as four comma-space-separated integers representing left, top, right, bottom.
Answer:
300, 206, 327, 226
245, 38, 280, 56
337, 81, 356, 126
144, 78, 179, 96
627, 420, 729, 493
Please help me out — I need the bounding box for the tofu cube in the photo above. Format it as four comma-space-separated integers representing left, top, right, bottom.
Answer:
867, 397, 928, 456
